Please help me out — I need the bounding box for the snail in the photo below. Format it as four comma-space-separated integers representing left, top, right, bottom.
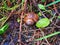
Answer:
24, 12, 39, 25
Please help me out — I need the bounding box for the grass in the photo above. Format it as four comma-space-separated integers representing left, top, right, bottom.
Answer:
46, 0, 60, 7
35, 31, 60, 41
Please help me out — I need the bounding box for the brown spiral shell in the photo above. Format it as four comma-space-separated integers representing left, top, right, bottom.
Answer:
24, 12, 39, 25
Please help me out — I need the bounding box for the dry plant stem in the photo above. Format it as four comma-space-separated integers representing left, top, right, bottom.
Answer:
52, 0, 58, 13
36, 31, 40, 45
29, 0, 32, 12
19, 0, 27, 45
38, 8, 47, 18
19, 12, 23, 45
1, 10, 14, 27
48, 7, 54, 10
44, 1, 46, 6
1, 39, 6, 45
51, 18, 60, 28
36, 41, 40, 45
9, 38, 13, 45
33, 30, 36, 45
23, 0, 27, 12
17, 0, 21, 4
39, 28, 51, 45
33, 30, 39, 45
32, 0, 36, 5
54, 23, 60, 28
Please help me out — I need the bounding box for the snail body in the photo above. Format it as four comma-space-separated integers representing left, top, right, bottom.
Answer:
24, 12, 39, 25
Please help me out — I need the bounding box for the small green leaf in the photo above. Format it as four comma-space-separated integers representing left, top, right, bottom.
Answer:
38, 12, 42, 16
38, 4, 46, 10
36, 18, 50, 28
41, 0, 45, 2
3, 0, 8, 9
22, 0, 25, 3
17, 18, 20, 23
58, 16, 60, 19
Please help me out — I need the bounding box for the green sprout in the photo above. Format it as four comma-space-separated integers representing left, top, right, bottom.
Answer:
38, 12, 42, 16
17, 18, 20, 23
58, 16, 60, 19
38, 4, 46, 10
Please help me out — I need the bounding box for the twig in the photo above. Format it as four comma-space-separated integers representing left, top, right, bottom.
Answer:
19, 12, 23, 45
1, 10, 14, 27
39, 28, 51, 45
19, 0, 27, 45
52, 0, 58, 13
17, 0, 21, 4
36, 31, 40, 45
29, 0, 32, 12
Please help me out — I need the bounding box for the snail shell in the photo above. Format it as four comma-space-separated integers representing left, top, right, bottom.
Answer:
24, 12, 39, 25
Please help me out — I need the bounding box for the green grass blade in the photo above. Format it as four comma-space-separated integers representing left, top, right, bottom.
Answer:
46, 0, 60, 7
35, 32, 60, 41
0, 17, 7, 22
